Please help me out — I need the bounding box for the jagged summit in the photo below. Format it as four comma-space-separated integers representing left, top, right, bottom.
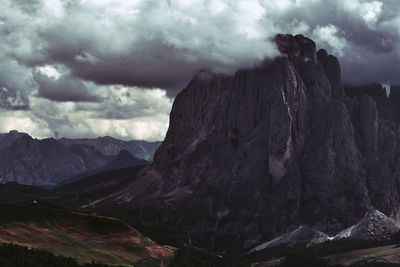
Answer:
99, 34, 400, 253
274, 34, 317, 60
0, 130, 28, 150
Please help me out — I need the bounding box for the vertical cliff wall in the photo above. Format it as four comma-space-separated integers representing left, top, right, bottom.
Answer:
114, 34, 400, 253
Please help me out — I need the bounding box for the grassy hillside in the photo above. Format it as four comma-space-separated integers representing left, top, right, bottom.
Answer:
0, 243, 111, 267
0, 203, 175, 266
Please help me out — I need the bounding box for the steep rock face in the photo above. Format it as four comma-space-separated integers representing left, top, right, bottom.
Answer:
390, 85, 400, 119
111, 34, 400, 253
344, 84, 400, 218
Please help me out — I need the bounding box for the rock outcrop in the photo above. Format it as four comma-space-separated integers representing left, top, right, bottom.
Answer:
107, 34, 400, 254
336, 209, 400, 241
249, 209, 400, 254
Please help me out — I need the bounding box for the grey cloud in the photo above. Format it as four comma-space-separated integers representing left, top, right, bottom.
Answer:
24, 88, 172, 141
0, 55, 32, 109
10, 0, 42, 14
259, 0, 400, 85
7, 0, 400, 94
12, 0, 277, 95
80, 87, 173, 120
1, 0, 400, 141
0, 87, 29, 110
33, 72, 101, 102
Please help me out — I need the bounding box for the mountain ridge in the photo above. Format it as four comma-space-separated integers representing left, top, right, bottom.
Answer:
93, 34, 400, 254
0, 131, 154, 187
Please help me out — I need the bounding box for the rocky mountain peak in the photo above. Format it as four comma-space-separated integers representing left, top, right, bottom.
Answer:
111, 34, 400, 253
0, 131, 29, 151
8, 130, 21, 135
274, 34, 317, 61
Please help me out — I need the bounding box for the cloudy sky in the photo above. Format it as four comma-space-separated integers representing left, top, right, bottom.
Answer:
0, 0, 399, 141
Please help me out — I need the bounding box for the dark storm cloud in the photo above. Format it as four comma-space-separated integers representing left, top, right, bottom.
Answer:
42, 37, 201, 92
1, 0, 400, 141
6, 0, 398, 96
34, 72, 101, 102
9, 0, 276, 96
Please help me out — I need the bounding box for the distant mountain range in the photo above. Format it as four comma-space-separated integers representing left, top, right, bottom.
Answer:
59, 135, 161, 161
0, 131, 158, 187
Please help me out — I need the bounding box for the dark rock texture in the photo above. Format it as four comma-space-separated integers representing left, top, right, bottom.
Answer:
345, 210, 400, 241
0, 130, 28, 150
249, 209, 400, 254
102, 34, 400, 254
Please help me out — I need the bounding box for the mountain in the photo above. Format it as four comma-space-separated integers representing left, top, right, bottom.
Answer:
59, 150, 148, 186
59, 136, 161, 161
0, 130, 28, 150
84, 150, 148, 173
0, 135, 111, 187
82, 34, 400, 254
0, 132, 151, 187
0, 131, 160, 161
